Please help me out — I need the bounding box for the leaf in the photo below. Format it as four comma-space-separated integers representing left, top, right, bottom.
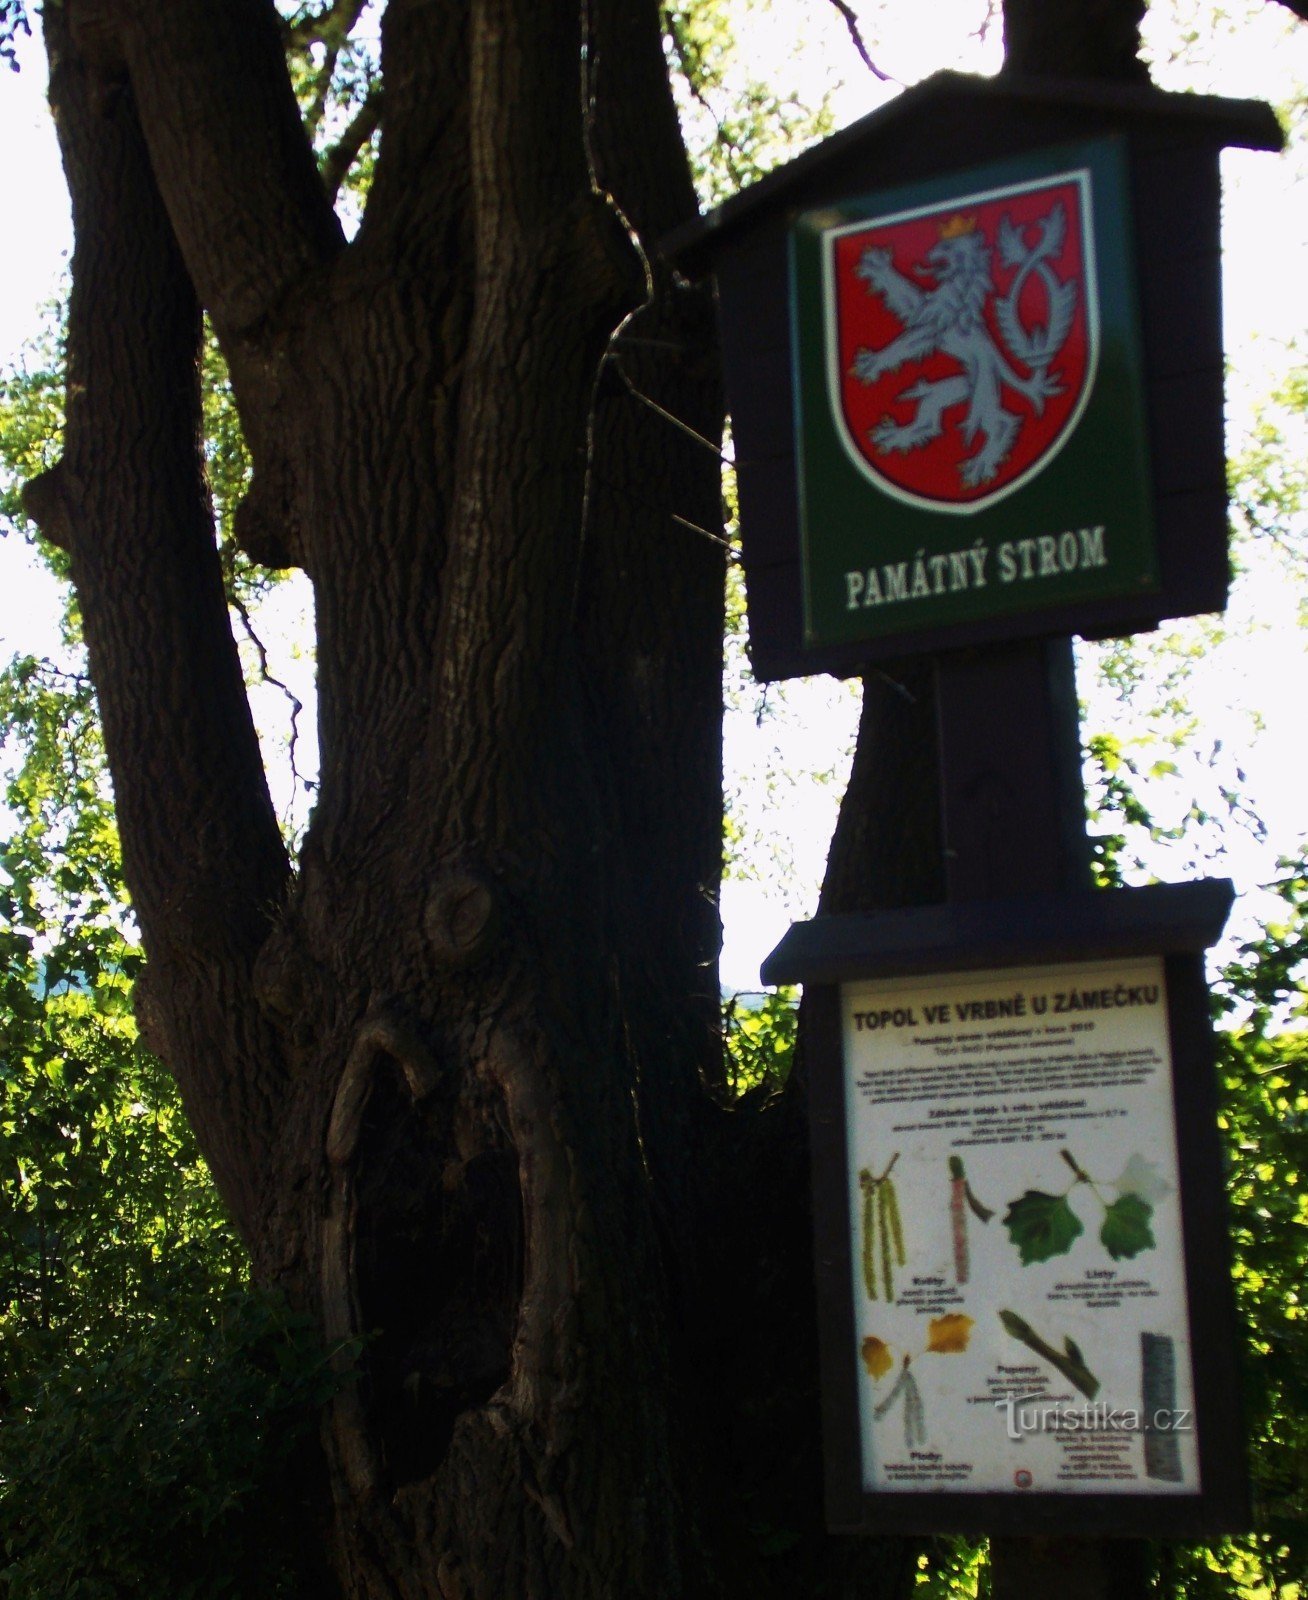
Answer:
1100, 1192, 1155, 1260
861, 1336, 894, 1380
1003, 1189, 1084, 1265
1114, 1153, 1172, 1206
926, 1313, 974, 1354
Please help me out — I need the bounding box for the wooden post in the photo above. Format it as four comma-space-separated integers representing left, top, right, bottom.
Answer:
934, 636, 1150, 1598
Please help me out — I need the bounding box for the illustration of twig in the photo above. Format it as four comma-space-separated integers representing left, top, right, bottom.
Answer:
860, 1153, 905, 1301
999, 1308, 1100, 1400
873, 1353, 926, 1448
948, 1155, 993, 1283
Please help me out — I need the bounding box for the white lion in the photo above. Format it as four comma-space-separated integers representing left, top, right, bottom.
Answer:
850, 209, 1075, 489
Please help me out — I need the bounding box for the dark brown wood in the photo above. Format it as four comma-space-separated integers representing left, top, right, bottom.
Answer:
935, 639, 1091, 902
763, 879, 1236, 986
666, 72, 1281, 271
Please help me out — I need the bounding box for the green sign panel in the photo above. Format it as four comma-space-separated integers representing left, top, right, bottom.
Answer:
790, 138, 1157, 650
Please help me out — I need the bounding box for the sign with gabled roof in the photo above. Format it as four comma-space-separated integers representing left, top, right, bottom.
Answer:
664, 71, 1283, 681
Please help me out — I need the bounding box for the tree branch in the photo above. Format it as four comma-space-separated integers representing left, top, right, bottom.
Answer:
823, 0, 893, 82
434, 0, 640, 749
322, 82, 383, 202
36, 8, 294, 1239
116, 0, 344, 336
283, 0, 371, 52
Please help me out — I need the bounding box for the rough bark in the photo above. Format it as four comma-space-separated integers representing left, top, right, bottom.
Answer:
31, 1, 753, 1596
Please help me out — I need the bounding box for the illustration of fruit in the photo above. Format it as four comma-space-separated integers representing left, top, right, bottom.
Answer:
1002, 1148, 1158, 1266
999, 1308, 1100, 1400
860, 1154, 906, 1300
874, 1353, 926, 1448
948, 1155, 993, 1283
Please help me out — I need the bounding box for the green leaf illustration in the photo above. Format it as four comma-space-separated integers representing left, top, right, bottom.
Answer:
1002, 1190, 1084, 1265
1100, 1192, 1155, 1260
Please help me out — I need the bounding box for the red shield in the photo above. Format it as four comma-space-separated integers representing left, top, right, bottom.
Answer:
826, 171, 1096, 511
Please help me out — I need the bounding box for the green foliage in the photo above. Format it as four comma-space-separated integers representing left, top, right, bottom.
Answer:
722, 987, 798, 1096
1230, 356, 1308, 611
663, 0, 836, 204
0, 1, 28, 72
0, 302, 69, 591
0, 1291, 338, 1600
913, 1538, 991, 1597
1192, 872, 1308, 1596
0, 657, 336, 1597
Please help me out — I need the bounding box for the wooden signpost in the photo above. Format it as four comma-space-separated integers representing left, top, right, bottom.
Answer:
667, 67, 1283, 1575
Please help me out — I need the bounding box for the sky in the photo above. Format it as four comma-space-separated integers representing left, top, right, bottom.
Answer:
1, 2, 1305, 992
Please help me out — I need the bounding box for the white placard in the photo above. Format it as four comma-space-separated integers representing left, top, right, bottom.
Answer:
842, 956, 1198, 1496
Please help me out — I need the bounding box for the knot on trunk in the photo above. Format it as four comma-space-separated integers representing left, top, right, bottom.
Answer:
251, 920, 320, 1037
233, 460, 304, 571
131, 961, 168, 1057
21, 464, 75, 552
559, 190, 647, 328
425, 867, 501, 970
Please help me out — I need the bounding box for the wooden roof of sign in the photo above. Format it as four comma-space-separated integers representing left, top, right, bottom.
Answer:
666, 71, 1283, 267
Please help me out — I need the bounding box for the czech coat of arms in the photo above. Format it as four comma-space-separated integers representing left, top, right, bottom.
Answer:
826, 171, 1096, 512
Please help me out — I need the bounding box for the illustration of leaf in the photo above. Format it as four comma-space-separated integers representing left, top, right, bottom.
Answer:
861, 1336, 895, 1380
1114, 1153, 1172, 1206
926, 1313, 974, 1354
1100, 1192, 1155, 1260
1003, 1189, 1084, 1265
1065, 1335, 1085, 1368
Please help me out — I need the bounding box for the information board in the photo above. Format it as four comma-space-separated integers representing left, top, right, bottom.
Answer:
841, 955, 1198, 1498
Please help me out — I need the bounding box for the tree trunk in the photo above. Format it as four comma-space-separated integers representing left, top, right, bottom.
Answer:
33, 1, 737, 1594
28, 0, 1165, 1594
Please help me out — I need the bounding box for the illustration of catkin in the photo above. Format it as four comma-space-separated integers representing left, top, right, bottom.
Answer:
885, 1178, 905, 1265
861, 1171, 879, 1301
861, 1157, 904, 1301
879, 1182, 894, 1302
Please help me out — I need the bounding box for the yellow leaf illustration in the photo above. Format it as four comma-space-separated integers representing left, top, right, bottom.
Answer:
926, 1313, 974, 1354
861, 1336, 894, 1380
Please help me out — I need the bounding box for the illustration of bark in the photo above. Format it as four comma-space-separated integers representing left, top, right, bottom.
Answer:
999, 1308, 1100, 1400
1141, 1332, 1183, 1482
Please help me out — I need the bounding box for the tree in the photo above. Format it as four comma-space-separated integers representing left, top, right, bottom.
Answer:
8, 0, 1299, 1596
